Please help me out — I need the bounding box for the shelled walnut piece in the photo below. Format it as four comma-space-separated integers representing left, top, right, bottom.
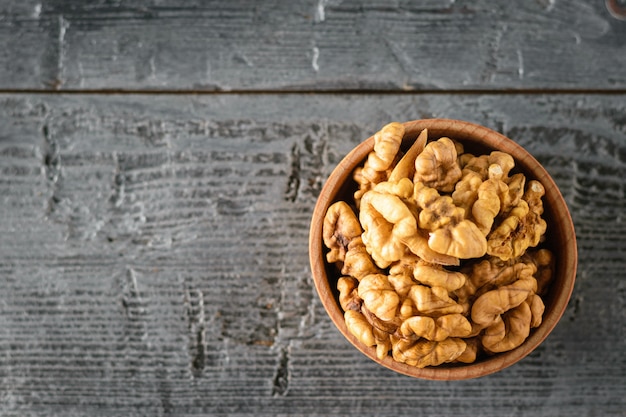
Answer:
324, 123, 554, 368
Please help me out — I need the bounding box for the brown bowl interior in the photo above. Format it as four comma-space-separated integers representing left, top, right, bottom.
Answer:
309, 118, 577, 380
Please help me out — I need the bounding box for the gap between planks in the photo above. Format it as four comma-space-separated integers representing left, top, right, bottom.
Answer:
0, 88, 626, 96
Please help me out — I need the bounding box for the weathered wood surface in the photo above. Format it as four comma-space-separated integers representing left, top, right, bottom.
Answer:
1, 0, 626, 91
0, 94, 625, 416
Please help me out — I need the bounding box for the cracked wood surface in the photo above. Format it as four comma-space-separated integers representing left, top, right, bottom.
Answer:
0, 94, 625, 416
1, 0, 626, 91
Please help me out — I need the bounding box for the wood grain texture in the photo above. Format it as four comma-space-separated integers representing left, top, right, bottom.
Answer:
0, 93, 624, 416
1, 0, 626, 91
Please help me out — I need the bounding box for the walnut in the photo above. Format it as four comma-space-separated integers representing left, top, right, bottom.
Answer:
415, 185, 464, 232
523, 180, 548, 247
486, 200, 530, 261
455, 337, 481, 363
502, 173, 526, 214
412, 262, 466, 292
457, 154, 522, 236
486, 153, 526, 216
474, 259, 535, 297
352, 166, 379, 205
337, 276, 361, 312
409, 285, 464, 316
458, 259, 546, 339
472, 178, 504, 235
470, 266, 537, 328
454, 155, 525, 230
436, 314, 473, 338
392, 338, 467, 368
526, 293, 545, 328
353, 165, 383, 187
357, 274, 400, 321
399, 298, 418, 319
354, 122, 405, 205
388, 268, 417, 299
488, 151, 515, 178
481, 301, 531, 353
414, 137, 463, 192
451, 281, 475, 317
413, 181, 487, 259
460, 151, 514, 181
459, 154, 490, 179
341, 237, 381, 281
369, 122, 405, 171
400, 314, 472, 341
372, 177, 414, 200
323, 201, 362, 264
344, 310, 375, 347
452, 170, 483, 215
428, 219, 488, 259
398, 316, 439, 340
359, 190, 417, 268
374, 333, 392, 360
523, 248, 555, 295
487, 180, 547, 261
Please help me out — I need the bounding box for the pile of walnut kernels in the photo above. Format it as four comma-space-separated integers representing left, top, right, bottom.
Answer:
323, 122, 554, 368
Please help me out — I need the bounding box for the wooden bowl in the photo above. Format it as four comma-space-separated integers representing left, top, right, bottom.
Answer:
309, 118, 577, 380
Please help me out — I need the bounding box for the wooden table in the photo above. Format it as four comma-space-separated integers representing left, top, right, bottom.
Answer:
1, 1, 625, 416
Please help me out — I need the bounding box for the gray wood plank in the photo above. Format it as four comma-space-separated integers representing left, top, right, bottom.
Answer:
0, 93, 625, 416
1, 0, 625, 91
0, 1, 52, 89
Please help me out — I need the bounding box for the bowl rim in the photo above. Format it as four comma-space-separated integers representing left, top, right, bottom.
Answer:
308, 118, 577, 380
